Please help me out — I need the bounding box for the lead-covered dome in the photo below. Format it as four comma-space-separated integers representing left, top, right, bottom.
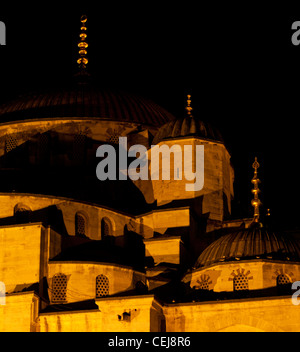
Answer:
0, 82, 175, 127
195, 225, 300, 268
152, 112, 223, 145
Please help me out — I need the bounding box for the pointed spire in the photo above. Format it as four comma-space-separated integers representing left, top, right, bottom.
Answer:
77, 15, 89, 70
251, 157, 262, 223
185, 94, 193, 117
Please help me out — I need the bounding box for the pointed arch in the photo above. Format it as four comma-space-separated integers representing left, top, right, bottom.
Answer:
14, 203, 32, 223
101, 217, 113, 238
38, 132, 51, 164
75, 212, 88, 237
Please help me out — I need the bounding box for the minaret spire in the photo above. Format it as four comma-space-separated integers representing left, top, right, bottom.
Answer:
251, 157, 262, 223
185, 94, 193, 117
77, 15, 89, 71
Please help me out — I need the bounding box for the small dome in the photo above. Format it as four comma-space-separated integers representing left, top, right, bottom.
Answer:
152, 115, 223, 145
0, 83, 175, 127
195, 226, 300, 268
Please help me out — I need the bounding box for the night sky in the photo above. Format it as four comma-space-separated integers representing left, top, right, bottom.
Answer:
1, 3, 300, 230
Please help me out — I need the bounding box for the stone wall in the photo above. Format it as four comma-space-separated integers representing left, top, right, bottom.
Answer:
184, 260, 300, 292
38, 295, 163, 332
2, 291, 300, 332
0, 194, 190, 240
0, 292, 39, 332
0, 223, 47, 293
147, 138, 234, 222
163, 296, 299, 332
47, 262, 146, 303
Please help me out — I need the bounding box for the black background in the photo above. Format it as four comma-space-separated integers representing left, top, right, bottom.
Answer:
1, 2, 300, 230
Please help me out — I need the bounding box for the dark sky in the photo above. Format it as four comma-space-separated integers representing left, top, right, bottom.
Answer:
1, 3, 300, 230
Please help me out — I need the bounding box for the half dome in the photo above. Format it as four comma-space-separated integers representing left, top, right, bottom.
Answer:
0, 83, 175, 127
195, 226, 300, 268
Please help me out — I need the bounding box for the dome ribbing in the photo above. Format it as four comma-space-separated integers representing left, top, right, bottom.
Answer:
195, 226, 300, 268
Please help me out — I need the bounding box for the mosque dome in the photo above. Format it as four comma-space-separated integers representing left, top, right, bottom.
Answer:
0, 82, 176, 127
0, 14, 176, 128
152, 94, 223, 144
194, 225, 300, 268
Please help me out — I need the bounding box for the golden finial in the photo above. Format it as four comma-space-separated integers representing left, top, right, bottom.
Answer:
185, 94, 193, 117
251, 157, 262, 223
77, 15, 88, 70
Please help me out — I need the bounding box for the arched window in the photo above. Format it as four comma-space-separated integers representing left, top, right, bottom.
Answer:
198, 281, 210, 290
38, 132, 50, 164
277, 274, 292, 295
101, 217, 112, 238
233, 274, 249, 291
52, 273, 67, 303
96, 275, 109, 298
14, 203, 32, 223
277, 274, 291, 286
107, 129, 119, 144
5, 134, 18, 153
75, 212, 87, 237
73, 132, 86, 164
195, 274, 212, 291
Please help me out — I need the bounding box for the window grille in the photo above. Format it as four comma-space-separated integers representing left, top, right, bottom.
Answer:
277, 274, 291, 286
198, 280, 210, 291
233, 274, 249, 291
52, 274, 67, 303
96, 275, 109, 298
5, 135, 18, 153
101, 218, 111, 237
38, 133, 50, 163
107, 130, 119, 144
195, 274, 212, 291
75, 213, 86, 236
73, 132, 86, 163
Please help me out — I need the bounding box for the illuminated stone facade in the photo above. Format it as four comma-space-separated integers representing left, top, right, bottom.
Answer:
0, 81, 299, 332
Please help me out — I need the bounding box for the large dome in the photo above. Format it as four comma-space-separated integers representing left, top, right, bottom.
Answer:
0, 82, 175, 127
195, 225, 300, 268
